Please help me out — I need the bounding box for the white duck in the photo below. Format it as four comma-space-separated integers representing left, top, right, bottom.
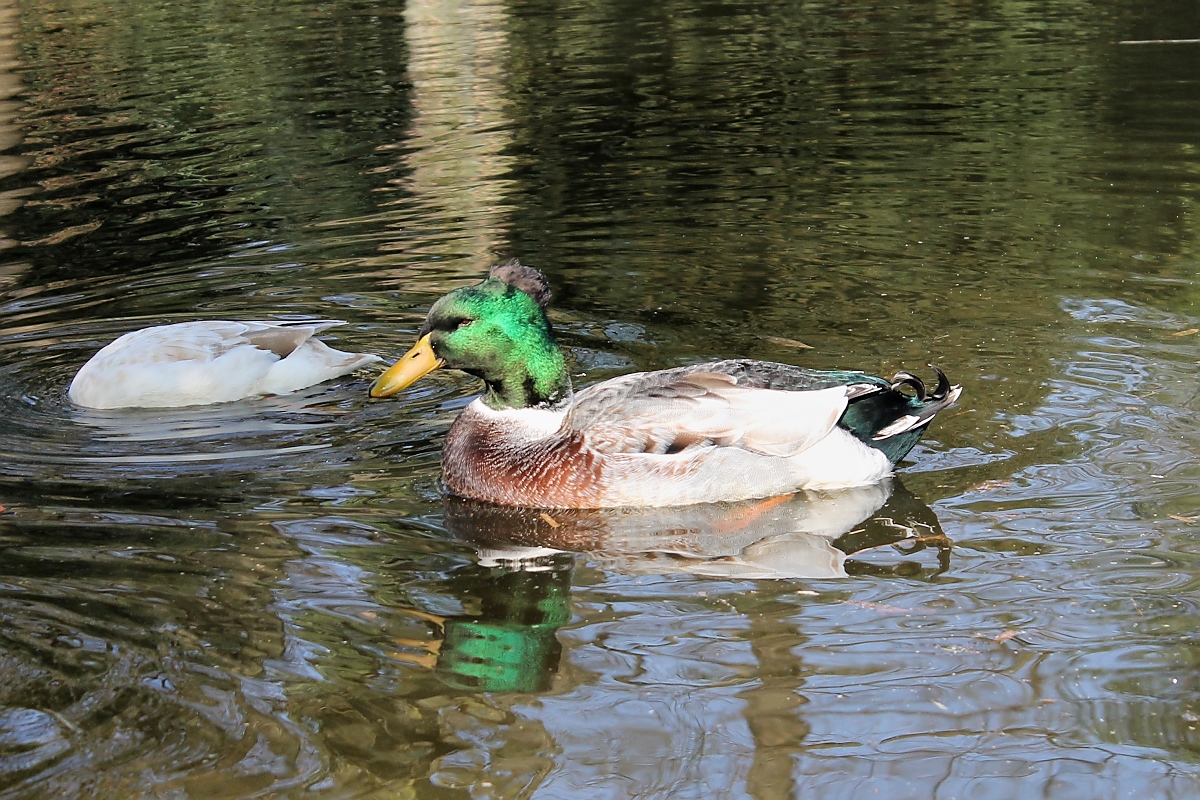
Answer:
69, 320, 380, 409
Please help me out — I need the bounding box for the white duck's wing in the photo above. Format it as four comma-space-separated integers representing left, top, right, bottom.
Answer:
256, 328, 381, 395
239, 320, 349, 357
566, 369, 859, 457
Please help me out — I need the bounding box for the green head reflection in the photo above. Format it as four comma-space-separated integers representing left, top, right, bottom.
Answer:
434, 557, 573, 693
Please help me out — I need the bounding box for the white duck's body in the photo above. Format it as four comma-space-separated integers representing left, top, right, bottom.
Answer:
69, 320, 380, 409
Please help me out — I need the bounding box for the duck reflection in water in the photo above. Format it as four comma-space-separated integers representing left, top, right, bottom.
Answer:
392, 480, 950, 692
445, 478, 950, 580
389, 555, 574, 693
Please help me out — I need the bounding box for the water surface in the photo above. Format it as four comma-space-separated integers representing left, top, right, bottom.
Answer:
2, 0, 1200, 797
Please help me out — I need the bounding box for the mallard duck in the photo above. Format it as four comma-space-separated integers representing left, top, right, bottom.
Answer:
70, 320, 380, 409
369, 260, 961, 508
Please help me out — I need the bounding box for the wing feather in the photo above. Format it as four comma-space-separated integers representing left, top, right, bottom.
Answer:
567, 370, 852, 458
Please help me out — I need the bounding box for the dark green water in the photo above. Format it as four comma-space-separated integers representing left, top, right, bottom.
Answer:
2, 0, 1200, 796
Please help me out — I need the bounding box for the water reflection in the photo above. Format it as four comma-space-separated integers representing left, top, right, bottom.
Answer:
390, 557, 573, 693
2, 0, 1200, 792
346, 0, 517, 287
444, 480, 951, 581
0, 0, 28, 257
406, 482, 952, 695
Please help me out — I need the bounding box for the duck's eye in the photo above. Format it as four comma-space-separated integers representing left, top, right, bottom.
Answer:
455, 318, 474, 330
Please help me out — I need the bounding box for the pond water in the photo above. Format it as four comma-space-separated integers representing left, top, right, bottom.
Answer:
1, 0, 1200, 796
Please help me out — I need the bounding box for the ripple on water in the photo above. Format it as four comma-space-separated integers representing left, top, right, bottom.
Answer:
0, 708, 71, 789
0, 314, 447, 497
0, 555, 322, 796
792, 735, 1196, 799
918, 297, 1200, 776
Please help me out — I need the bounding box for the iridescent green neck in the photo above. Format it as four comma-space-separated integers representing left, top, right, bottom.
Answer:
478, 324, 571, 410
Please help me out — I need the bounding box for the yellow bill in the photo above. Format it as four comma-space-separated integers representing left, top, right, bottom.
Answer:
369, 333, 445, 398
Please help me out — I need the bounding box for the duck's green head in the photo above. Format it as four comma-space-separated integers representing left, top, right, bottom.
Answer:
369, 260, 570, 410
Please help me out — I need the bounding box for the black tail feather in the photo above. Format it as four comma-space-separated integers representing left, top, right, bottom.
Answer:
844, 365, 962, 465
889, 371, 928, 402
928, 364, 952, 401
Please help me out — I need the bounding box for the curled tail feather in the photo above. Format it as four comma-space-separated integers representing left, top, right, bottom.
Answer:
872, 365, 962, 441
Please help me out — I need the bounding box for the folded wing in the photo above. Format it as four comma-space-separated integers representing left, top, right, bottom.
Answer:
568, 370, 870, 458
